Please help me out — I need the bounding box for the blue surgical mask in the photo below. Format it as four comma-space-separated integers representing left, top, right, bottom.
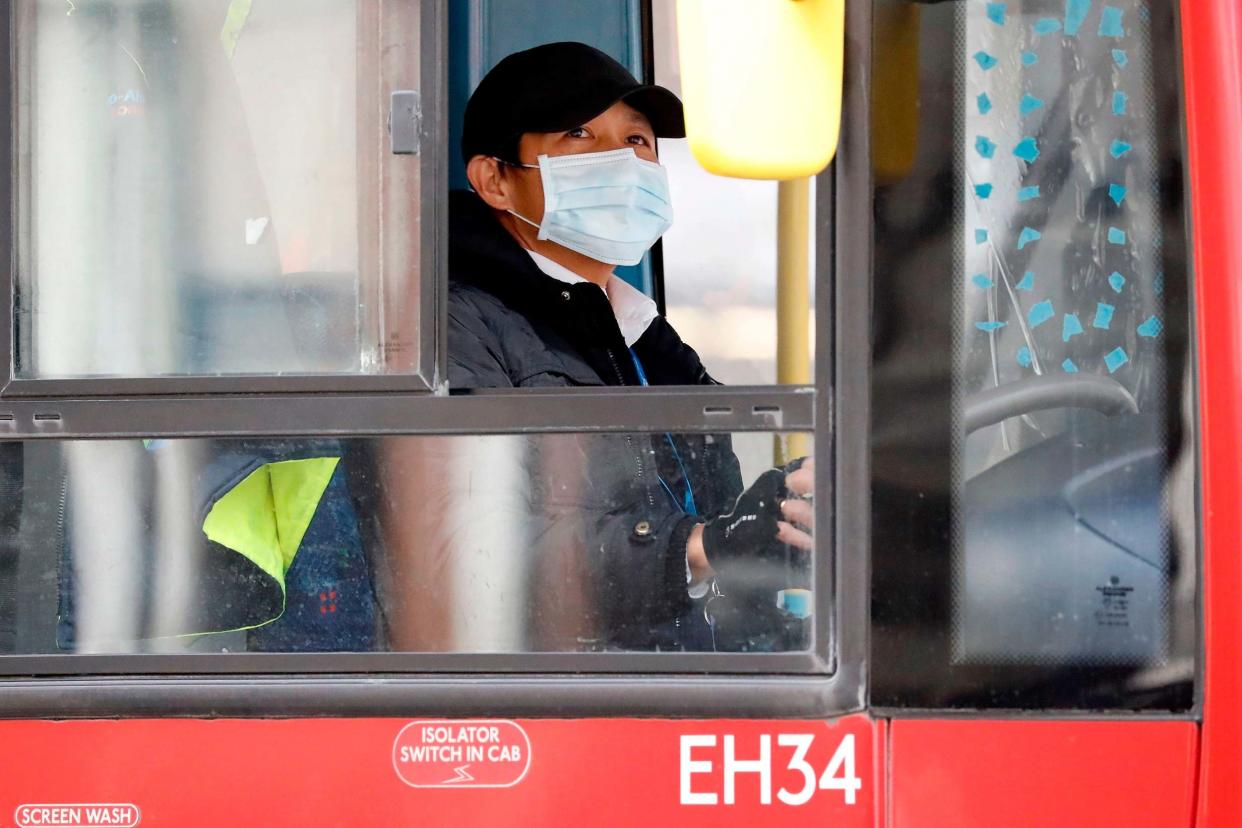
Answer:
504, 148, 674, 266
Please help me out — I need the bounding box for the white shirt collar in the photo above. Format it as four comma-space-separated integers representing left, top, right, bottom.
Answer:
525, 249, 659, 348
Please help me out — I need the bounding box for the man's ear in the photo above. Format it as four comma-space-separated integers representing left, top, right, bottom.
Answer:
466, 155, 513, 211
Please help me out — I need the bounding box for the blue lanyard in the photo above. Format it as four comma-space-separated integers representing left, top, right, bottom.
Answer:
629, 348, 699, 516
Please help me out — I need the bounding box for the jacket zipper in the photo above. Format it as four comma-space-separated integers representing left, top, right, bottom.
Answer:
606, 345, 688, 646
53, 462, 69, 640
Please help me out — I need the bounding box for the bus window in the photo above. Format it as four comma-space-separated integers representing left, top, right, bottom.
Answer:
653, 3, 816, 387
13, 0, 421, 379
870, 0, 1195, 710
0, 2, 843, 716
0, 432, 814, 659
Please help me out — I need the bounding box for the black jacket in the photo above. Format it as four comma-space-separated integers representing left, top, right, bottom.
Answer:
447, 190, 743, 649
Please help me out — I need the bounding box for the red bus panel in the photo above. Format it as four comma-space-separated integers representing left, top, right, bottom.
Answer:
1182, 0, 1242, 825
890, 719, 1198, 828
0, 716, 880, 827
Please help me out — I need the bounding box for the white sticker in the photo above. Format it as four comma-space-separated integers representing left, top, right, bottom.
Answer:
245, 216, 269, 246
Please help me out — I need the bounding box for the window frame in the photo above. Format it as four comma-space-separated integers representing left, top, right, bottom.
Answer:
0, 0, 870, 720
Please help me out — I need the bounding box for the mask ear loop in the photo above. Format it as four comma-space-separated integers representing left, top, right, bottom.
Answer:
507, 210, 542, 231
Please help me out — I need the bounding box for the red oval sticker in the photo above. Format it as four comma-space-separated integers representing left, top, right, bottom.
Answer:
392, 720, 532, 788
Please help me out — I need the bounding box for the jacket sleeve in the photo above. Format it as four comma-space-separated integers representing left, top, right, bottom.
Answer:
447, 285, 514, 389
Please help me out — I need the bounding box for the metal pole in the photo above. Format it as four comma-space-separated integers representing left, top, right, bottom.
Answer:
776, 176, 812, 463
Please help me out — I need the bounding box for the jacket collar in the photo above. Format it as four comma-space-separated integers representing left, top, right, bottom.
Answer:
449, 189, 628, 348
524, 249, 659, 348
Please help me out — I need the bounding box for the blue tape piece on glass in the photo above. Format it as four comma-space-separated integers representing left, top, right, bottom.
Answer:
976, 229, 989, 244
1065, 0, 1091, 35
1017, 271, 1035, 291
1112, 49, 1128, 67
978, 93, 994, 115
1033, 17, 1061, 34
1062, 313, 1085, 342
987, 3, 1007, 25
1093, 303, 1115, 329
976, 136, 998, 158
1104, 347, 1129, 372
1110, 140, 1132, 158
976, 321, 1007, 332
1018, 186, 1041, 202
1017, 347, 1032, 367
1137, 316, 1163, 337
1014, 138, 1040, 162
1062, 358, 1079, 373
1029, 299, 1055, 328
1099, 6, 1125, 37
974, 51, 999, 70
1017, 227, 1042, 249
1108, 227, 1127, 245
1108, 271, 1126, 292
972, 274, 994, 289
1113, 91, 1128, 116
1020, 94, 1045, 116
1022, 51, 1040, 66
1109, 183, 1128, 206
975, 183, 994, 199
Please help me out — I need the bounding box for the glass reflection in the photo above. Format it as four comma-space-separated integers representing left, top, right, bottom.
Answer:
955, 0, 1178, 667
15, 0, 413, 378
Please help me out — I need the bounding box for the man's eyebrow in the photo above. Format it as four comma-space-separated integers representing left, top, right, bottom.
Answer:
624, 110, 654, 129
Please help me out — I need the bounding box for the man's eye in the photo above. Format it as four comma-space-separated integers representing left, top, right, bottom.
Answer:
566, 127, 589, 138
627, 135, 651, 146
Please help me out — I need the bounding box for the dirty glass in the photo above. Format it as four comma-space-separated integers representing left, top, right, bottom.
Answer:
0, 432, 815, 657
13, 0, 420, 378
870, 0, 1194, 709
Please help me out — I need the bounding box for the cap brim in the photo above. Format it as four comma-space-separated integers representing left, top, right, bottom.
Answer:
620, 85, 686, 138
523, 82, 686, 140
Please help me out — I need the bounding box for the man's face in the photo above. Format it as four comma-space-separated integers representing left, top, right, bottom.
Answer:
502, 99, 658, 227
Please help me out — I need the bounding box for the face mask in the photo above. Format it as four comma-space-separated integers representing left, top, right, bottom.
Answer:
504, 148, 674, 266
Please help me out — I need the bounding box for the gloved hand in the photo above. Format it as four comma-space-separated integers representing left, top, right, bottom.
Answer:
695, 465, 815, 645
781, 456, 807, 475
779, 456, 814, 540
701, 469, 788, 568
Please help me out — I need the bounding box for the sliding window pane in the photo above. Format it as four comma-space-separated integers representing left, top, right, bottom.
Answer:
13, 0, 420, 378
1, 432, 815, 657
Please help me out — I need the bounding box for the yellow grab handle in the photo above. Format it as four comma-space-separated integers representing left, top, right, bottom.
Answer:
676, 0, 845, 180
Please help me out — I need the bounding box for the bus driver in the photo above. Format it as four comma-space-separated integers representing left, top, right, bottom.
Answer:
449, 41, 813, 650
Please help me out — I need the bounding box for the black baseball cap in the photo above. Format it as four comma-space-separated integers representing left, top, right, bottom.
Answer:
461, 41, 685, 164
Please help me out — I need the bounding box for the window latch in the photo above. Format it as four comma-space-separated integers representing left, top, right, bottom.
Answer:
390, 90, 421, 155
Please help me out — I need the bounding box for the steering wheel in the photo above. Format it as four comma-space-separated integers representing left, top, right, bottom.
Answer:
962, 373, 1139, 435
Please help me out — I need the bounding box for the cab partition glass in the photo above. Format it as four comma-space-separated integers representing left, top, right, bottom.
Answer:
0, 432, 813, 658
870, 0, 1194, 709
12, 0, 420, 379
